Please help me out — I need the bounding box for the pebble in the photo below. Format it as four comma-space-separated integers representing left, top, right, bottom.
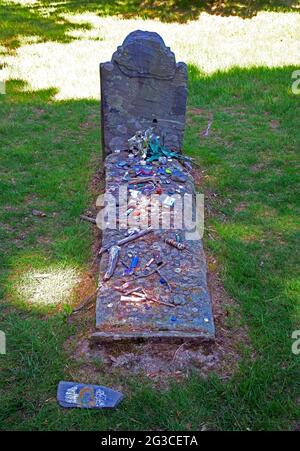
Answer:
152, 243, 162, 250
171, 174, 187, 183
173, 294, 186, 306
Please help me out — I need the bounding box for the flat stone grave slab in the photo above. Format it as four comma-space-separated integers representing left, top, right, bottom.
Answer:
92, 151, 215, 343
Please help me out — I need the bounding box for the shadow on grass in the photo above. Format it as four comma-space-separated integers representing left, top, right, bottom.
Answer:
1, 1, 299, 53
0, 1, 91, 53
0, 65, 299, 430
39, 0, 300, 22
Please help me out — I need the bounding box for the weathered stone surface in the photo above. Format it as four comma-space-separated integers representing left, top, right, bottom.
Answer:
95, 152, 215, 341
100, 31, 187, 157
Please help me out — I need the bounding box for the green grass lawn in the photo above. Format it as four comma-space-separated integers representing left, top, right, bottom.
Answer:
0, 1, 299, 431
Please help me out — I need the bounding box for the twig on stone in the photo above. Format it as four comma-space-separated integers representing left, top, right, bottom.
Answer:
149, 296, 175, 308
80, 215, 97, 224
98, 227, 153, 256
120, 259, 130, 269
120, 295, 144, 302
115, 286, 143, 296
103, 245, 120, 281
155, 267, 172, 292
141, 289, 175, 308
134, 262, 167, 279
128, 176, 159, 186
172, 342, 187, 361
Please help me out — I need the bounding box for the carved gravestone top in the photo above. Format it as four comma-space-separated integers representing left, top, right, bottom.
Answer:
100, 30, 187, 157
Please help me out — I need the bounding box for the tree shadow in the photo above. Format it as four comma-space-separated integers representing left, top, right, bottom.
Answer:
39, 0, 299, 23
0, 2, 91, 53
1, 1, 298, 53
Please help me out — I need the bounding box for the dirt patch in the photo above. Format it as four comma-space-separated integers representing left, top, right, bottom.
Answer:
187, 107, 210, 116
4, 205, 19, 212
190, 166, 204, 187
32, 107, 46, 116
69, 158, 105, 310
234, 201, 248, 213
221, 106, 246, 117
250, 162, 265, 173
36, 236, 53, 245
81, 157, 105, 263
186, 107, 212, 126
269, 120, 280, 130
79, 120, 98, 130
71, 271, 97, 310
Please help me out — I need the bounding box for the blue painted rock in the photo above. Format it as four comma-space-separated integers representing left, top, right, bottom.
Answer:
57, 381, 124, 409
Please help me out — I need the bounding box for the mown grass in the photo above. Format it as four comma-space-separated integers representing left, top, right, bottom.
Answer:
0, 3, 299, 431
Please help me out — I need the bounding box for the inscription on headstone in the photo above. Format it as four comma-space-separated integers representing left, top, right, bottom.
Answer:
100, 30, 187, 157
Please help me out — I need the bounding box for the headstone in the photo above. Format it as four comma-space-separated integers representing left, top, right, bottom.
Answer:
93, 31, 215, 343
100, 30, 187, 157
